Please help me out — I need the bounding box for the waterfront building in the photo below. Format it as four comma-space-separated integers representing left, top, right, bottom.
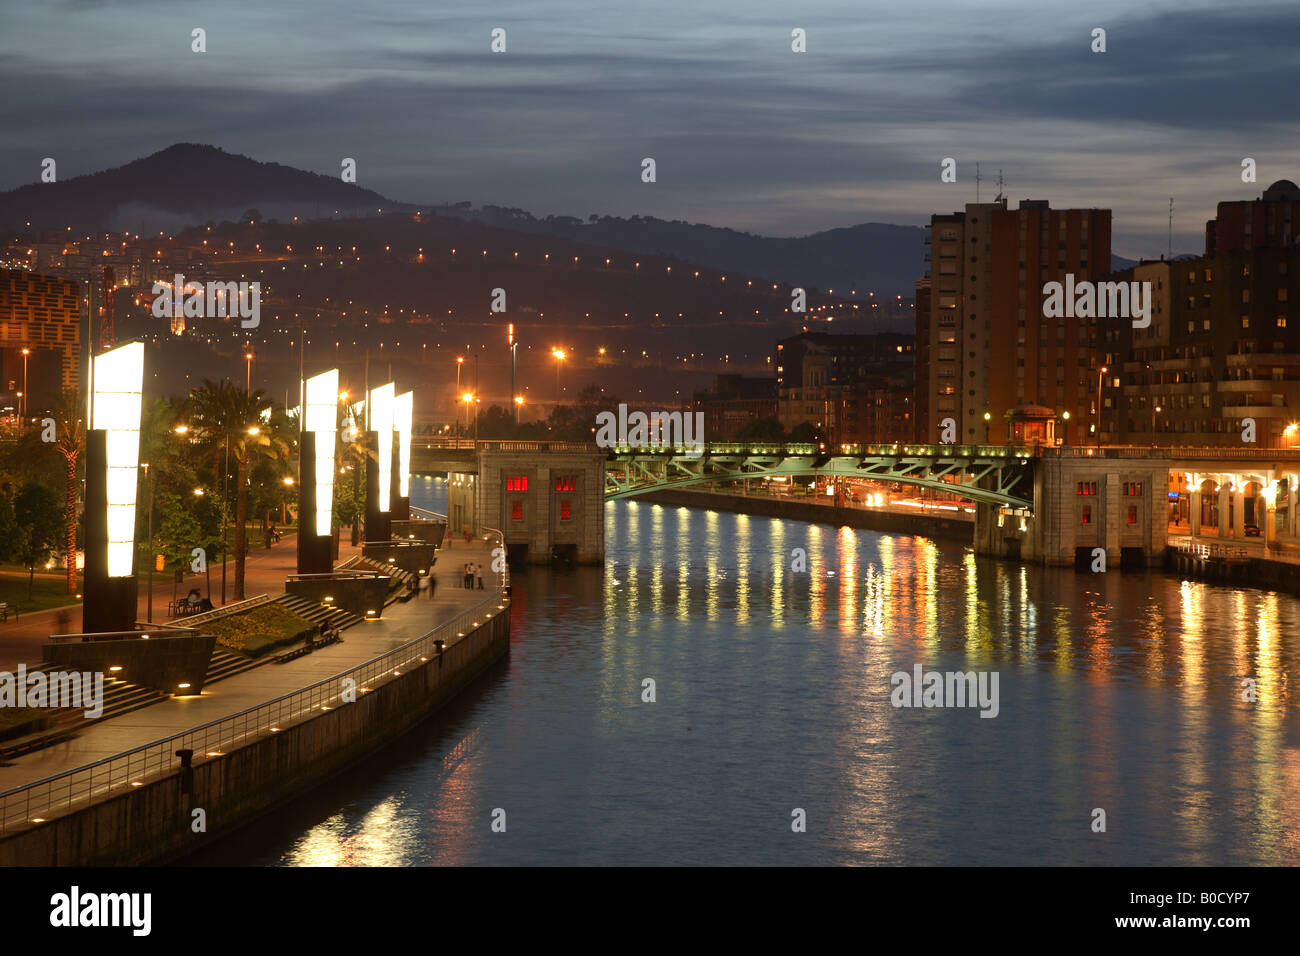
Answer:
916, 198, 1113, 444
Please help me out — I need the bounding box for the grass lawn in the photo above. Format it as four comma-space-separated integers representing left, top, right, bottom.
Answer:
0, 569, 81, 615
201, 602, 315, 658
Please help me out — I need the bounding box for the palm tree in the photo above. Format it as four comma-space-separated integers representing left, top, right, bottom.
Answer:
188, 380, 287, 600
48, 391, 86, 595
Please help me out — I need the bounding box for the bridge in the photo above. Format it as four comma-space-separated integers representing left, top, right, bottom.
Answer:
411, 439, 1036, 507
409, 438, 1300, 568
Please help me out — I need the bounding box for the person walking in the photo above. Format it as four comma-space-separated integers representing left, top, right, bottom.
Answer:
476, 564, 484, 590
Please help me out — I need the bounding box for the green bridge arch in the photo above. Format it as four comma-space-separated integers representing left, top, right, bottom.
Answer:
603, 443, 1037, 509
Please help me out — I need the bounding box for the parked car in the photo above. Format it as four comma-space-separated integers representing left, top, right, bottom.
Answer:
1244, 523, 1261, 537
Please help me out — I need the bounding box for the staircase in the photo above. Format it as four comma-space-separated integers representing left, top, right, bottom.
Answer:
273, 594, 364, 629
0, 665, 170, 760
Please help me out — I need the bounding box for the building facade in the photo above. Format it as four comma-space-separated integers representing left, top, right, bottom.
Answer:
0, 269, 82, 404
917, 198, 1112, 445
1102, 181, 1300, 447
773, 331, 913, 444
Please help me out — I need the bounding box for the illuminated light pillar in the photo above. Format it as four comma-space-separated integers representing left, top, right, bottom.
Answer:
365, 383, 395, 541
297, 369, 339, 574
392, 390, 413, 521
83, 341, 144, 634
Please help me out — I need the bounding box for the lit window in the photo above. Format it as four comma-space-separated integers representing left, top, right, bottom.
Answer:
506, 475, 528, 492
559, 501, 572, 521
511, 501, 522, 520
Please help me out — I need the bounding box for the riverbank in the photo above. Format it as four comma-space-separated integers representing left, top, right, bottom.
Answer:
0, 536, 509, 866
635, 487, 974, 544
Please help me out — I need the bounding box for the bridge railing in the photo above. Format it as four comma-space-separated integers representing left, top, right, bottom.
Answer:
415, 439, 599, 452
1053, 445, 1300, 459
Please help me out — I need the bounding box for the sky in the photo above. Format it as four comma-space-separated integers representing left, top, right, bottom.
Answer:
1, 0, 1298, 258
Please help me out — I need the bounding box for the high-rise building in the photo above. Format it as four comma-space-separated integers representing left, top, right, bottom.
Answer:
917, 198, 1112, 444
1205, 179, 1300, 255
1103, 181, 1300, 447
0, 269, 82, 404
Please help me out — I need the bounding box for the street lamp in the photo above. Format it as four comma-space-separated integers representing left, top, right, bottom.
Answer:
244, 350, 254, 391
1062, 410, 1070, 446
983, 411, 991, 445
1151, 404, 1162, 448
20, 348, 29, 429
551, 348, 566, 405
456, 357, 464, 433
1095, 366, 1108, 447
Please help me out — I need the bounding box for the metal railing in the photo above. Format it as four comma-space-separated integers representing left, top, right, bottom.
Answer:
168, 594, 271, 628
1173, 542, 1251, 559
0, 532, 510, 835
46, 626, 199, 645
285, 571, 386, 581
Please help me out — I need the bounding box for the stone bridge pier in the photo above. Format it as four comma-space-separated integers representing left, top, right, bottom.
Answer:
977, 453, 1169, 568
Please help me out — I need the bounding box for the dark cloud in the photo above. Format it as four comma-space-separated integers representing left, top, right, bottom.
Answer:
2, 0, 1297, 254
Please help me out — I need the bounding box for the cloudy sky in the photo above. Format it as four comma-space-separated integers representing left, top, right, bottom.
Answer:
1, 0, 1297, 257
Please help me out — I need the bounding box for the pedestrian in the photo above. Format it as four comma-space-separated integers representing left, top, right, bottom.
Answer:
464, 563, 472, 588
476, 564, 484, 590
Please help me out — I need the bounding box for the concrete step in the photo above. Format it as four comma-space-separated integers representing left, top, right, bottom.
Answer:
204, 648, 264, 685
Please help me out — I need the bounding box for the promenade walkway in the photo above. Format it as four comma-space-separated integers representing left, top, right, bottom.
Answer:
0, 536, 501, 795
0, 532, 343, 670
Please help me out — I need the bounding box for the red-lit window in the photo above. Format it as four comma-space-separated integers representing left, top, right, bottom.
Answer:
1081, 505, 1091, 525
511, 501, 523, 520
506, 475, 528, 492
560, 501, 572, 520
1076, 481, 1098, 496
1127, 505, 1138, 524
1123, 482, 1143, 496
555, 475, 577, 492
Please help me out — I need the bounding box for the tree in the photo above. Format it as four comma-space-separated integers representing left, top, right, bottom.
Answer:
187, 380, 287, 600
14, 482, 64, 599
788, 421, 824, 444
49, 392, 86, 594
736, 417, 785, 443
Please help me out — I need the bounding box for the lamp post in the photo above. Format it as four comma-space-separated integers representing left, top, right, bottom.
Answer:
244, 350, 254, 391
20, 348, 29, 430
1062, 410, 1070, 446
983, 411, 991, 445
456, 357, 463, 435
142, 461, 153, 623
1151, 404, 1162, 448
1095, 366, 1108, 448
552, 348, 566, 406
221, 431, 230, 605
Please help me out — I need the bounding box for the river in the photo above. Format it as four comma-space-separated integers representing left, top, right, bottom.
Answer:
188, 476, 1300, 865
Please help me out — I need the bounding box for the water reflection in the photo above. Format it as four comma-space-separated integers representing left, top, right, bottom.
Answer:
189, 496, 1300, 866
